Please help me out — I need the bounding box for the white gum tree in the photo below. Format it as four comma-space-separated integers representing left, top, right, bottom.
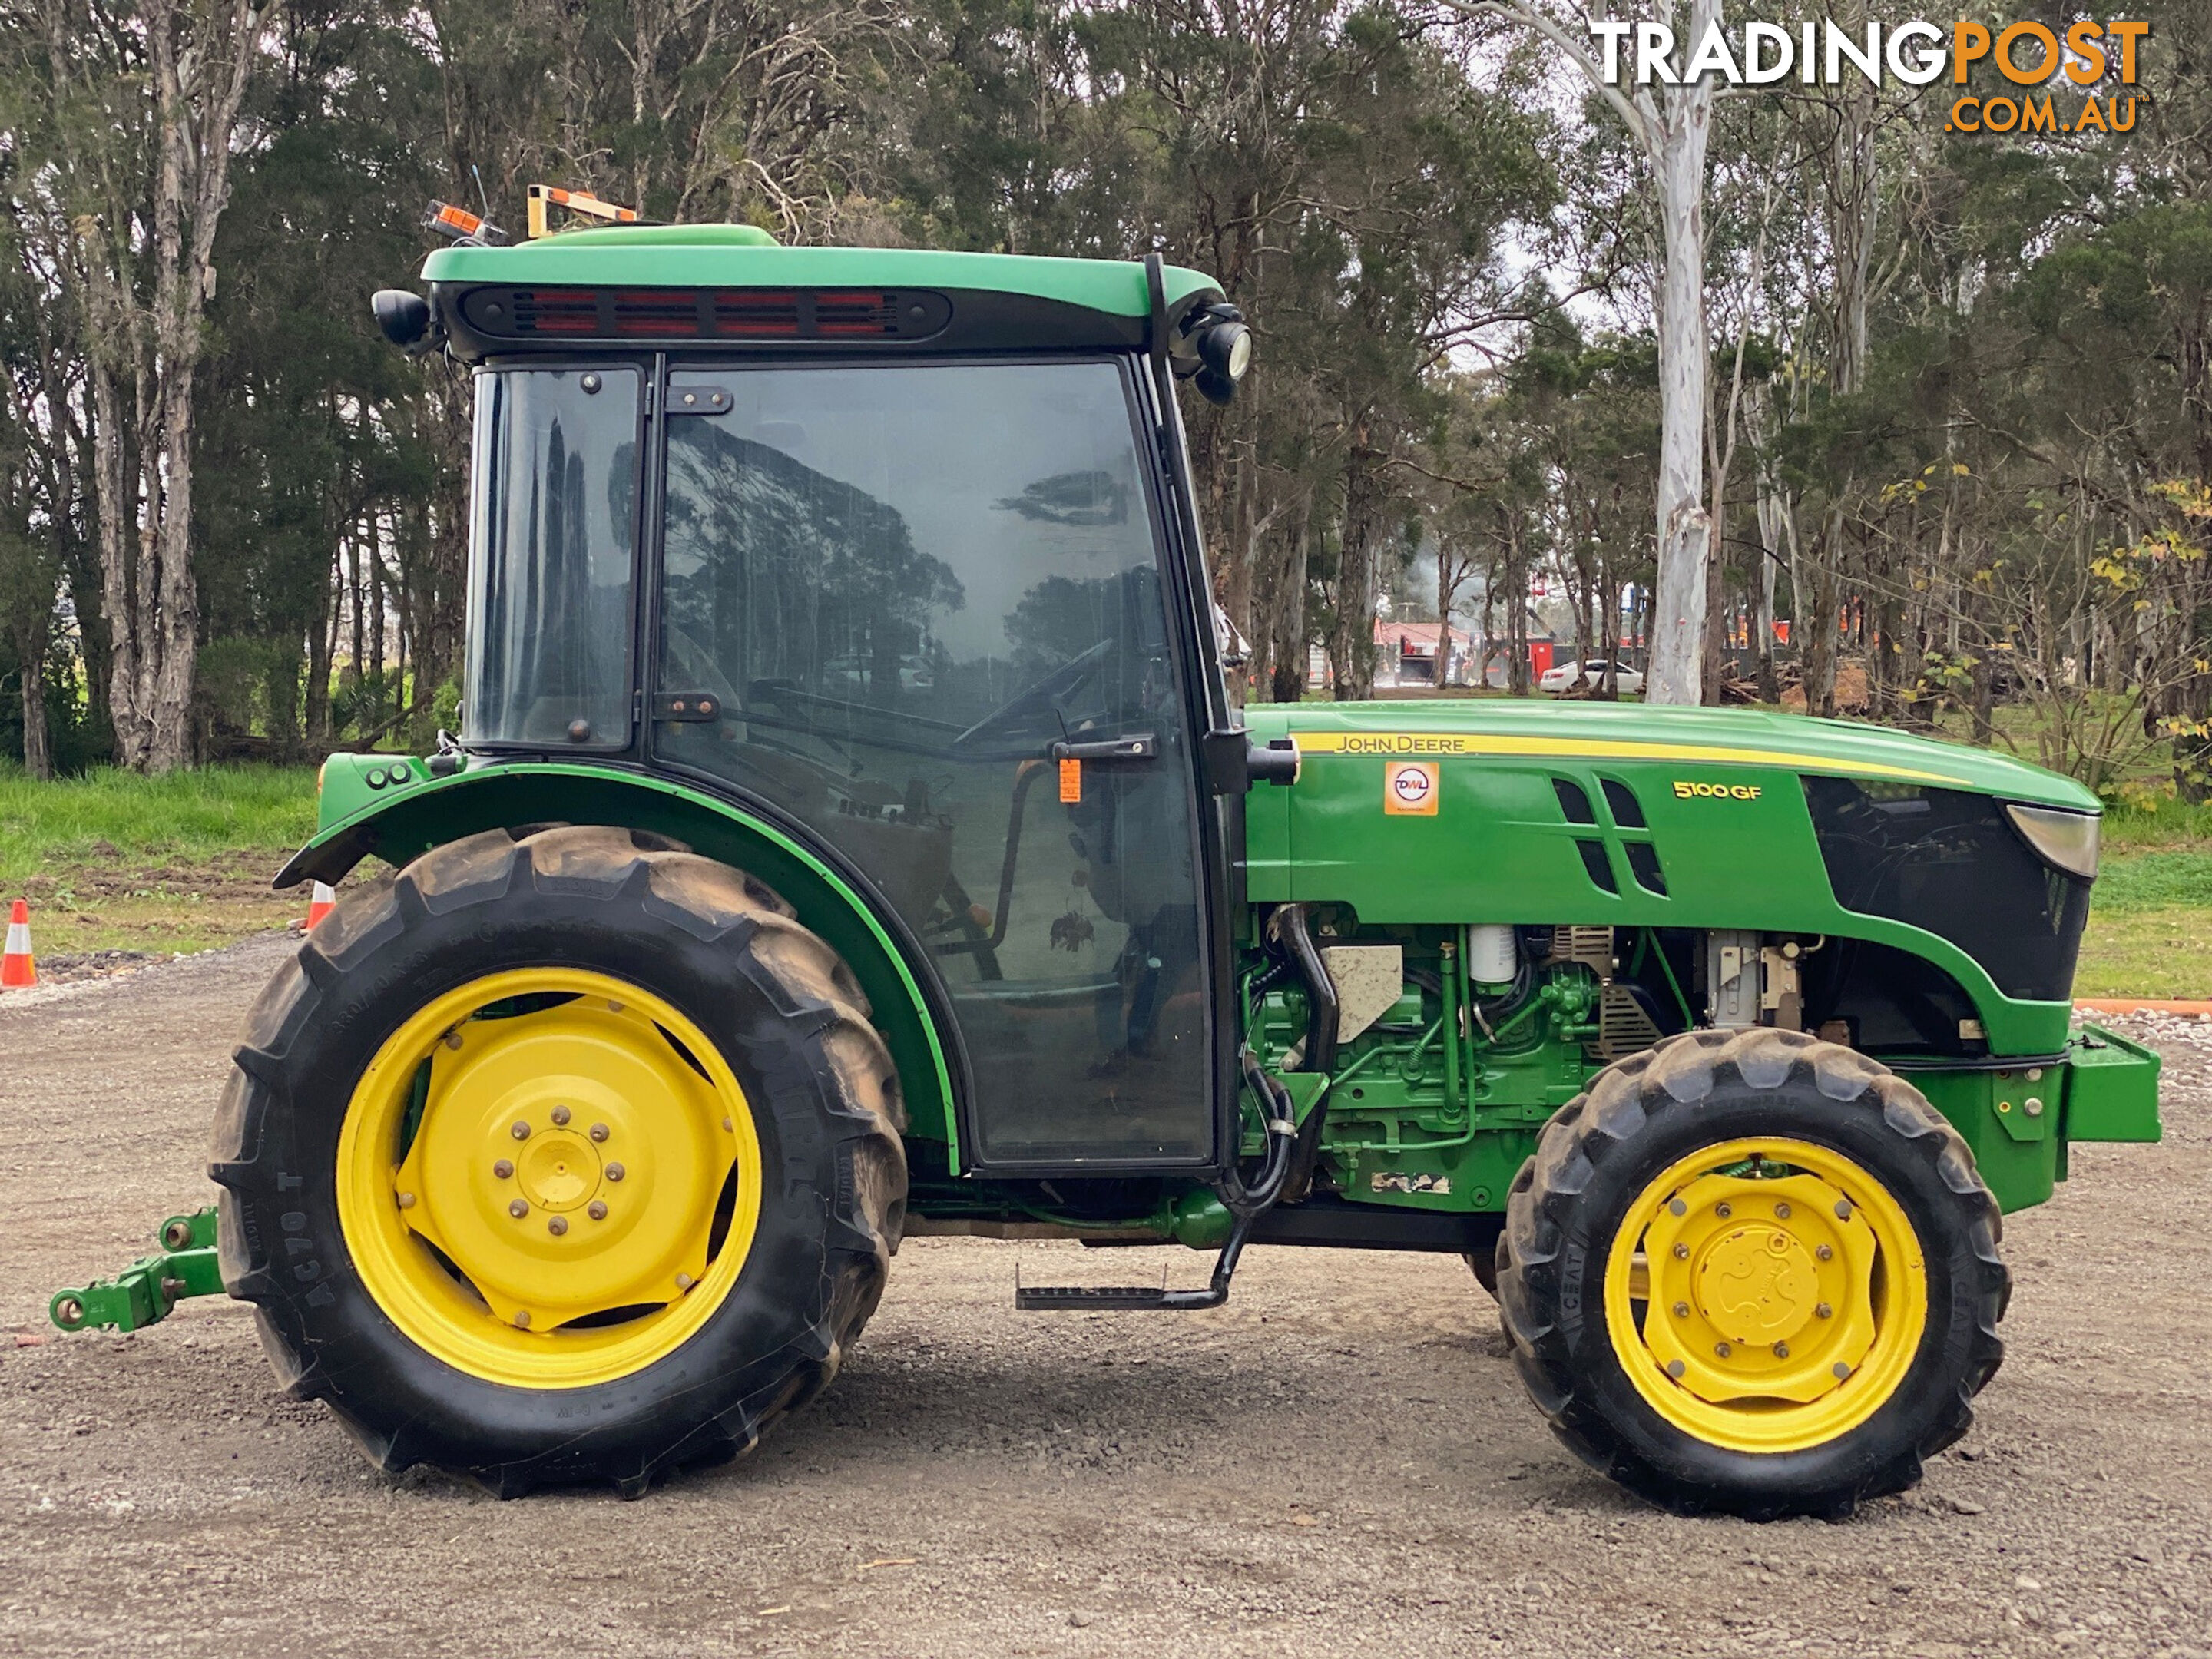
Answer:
1455, 1, 1720, 705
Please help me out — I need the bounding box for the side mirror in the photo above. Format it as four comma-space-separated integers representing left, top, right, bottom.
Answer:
372, 290, 435, 355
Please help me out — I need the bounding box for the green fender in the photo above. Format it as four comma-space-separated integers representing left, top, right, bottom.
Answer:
280, 755, 962, 1166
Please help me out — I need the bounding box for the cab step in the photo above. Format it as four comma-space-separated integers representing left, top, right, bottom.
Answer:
1015, 1283, 1181, 1310
1014, 1219, 1250, 1312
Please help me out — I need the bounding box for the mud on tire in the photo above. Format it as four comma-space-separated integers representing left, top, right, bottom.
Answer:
209, 826, 907, 1497
1494, 1027, 2008, 1520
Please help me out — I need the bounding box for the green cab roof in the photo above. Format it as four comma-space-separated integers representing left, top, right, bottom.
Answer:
1244, 699, 2101, 810
420, 224, 1224, 318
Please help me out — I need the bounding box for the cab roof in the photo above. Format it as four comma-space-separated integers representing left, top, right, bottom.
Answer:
420, 224, 1225, 320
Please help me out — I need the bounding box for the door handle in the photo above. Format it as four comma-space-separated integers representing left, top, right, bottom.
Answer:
1050, 733, 1158, 763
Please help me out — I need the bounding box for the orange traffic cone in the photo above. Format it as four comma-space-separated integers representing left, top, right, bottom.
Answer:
306, 882, 337, 929
2, 899, 36, 989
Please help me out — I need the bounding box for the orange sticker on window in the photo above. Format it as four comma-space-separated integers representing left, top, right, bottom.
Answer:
1058, 757, 1082, 803
1383, 760, 1439, 816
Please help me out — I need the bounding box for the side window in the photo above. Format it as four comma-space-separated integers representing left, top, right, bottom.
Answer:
463, 367, 640, 747
656, 361, 1211, 1165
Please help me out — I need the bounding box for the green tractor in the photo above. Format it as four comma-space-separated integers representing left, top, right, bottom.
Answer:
52, 217, 2161, 1518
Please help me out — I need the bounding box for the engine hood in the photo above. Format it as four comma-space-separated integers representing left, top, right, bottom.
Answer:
1243, 700, 2099, 812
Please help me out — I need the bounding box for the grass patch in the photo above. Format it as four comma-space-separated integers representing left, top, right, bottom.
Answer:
0, 763, 318, 883
2076, 809, 2212, 997
2075, 908, 2212, 998
0, 763, 320, 959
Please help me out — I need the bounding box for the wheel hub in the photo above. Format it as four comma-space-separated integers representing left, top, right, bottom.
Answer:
382, 983, 743, 1339
515, 1128, 601, 1210
1696, 1225, 1820, 1346
1620, 1147, 1912, 1426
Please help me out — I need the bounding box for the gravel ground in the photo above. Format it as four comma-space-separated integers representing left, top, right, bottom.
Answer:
4, 938, 2209, 1658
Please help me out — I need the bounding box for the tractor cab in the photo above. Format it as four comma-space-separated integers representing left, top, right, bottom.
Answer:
391, 221, 1260, 1174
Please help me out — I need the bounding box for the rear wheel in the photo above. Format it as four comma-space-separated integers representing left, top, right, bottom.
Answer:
1497, 1027, 2006, 1518
211, 826, 906, 1496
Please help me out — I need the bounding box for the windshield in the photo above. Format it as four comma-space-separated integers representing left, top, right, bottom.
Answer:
463, 366, 641, 746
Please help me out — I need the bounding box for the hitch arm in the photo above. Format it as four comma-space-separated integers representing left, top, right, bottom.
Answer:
49, 1207, 223, 1333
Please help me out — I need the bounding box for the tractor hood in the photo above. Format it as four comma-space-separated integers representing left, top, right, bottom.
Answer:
1238, 699, 2098, 1057
1242, 700, 2100, 812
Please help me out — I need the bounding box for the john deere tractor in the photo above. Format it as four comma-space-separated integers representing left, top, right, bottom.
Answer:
52, 214, 2161, 1518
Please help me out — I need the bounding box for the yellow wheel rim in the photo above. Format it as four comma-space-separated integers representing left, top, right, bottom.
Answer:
1604, 1136, 1928, 1454
336, 968, 763, 1389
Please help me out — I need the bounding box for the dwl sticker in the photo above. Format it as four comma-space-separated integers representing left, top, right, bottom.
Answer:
1384, 760, 1440, 816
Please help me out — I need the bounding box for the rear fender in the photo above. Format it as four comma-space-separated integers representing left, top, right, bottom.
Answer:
280, 757, 962, 1163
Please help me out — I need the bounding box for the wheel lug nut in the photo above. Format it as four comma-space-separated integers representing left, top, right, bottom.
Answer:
396, 1192, 416, 1210
548, 1216, 568, 1236
1815, 1302, 1833, 1319
1667, 1198, 1687, 1217
511, 1121, 531, 1141
512, 1310, 531, 1330
722, 1115, 733, 1133
1773, 1201, 1792, 1220
1714, 1341, 1733, 1359
1715, 1202, 1732, 1219
1672, 1301, 1690, 1319
675, 1273, 694, 1290
1816, 1243, 1833, 1261
588, 1201, 608, 1220
589, 1123, 609, 1142
1665, 1359, 1686, 1379
509, 1199, 529, 1219
1833, 1362, 1852, 1380
606, 1162, 626, 1181
1834, 1200, 1853, 1220
1772, 1341, 1790, 1359
1672, 1243, 1690, 1260
551, 1105, 571, 1126
494, 1159, 514, 1179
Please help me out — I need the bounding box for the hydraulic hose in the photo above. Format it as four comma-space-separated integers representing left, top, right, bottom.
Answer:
1273, 902, 1339, 1204
1217, 1045, 1298, 1219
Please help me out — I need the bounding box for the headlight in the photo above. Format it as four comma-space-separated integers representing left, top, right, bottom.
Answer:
2005, 802, 2100, 881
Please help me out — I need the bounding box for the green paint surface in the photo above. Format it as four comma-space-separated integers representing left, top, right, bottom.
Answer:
306, 754, 959, 1164
422, 232, 1224, 317
1240, 700, 2097, 1055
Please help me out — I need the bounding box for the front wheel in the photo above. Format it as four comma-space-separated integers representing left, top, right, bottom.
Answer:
1497, 1028, 2007, 1518
210, 826, 906, 1496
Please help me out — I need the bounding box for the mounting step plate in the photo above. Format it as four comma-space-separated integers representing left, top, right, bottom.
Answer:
1015, 1284, 1177, 1310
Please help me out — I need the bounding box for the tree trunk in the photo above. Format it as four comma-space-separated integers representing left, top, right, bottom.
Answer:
1504, 510, 1530, 696
1330, 448, 1387, 701
1266, 508, 1311, 705
13, 616, 52, 780
1753, 509, 1779, 704
51, 0, 270, 773
1641, 0, 1718, 707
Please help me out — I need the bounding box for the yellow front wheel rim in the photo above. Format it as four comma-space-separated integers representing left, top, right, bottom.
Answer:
336, 968, 763, 1389
1605, 1136, 1928, 1455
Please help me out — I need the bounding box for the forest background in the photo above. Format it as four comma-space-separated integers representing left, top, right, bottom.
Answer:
6, 0, 2212, 807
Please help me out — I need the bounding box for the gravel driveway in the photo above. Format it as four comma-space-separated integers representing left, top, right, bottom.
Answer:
4, 938, 2208, 1657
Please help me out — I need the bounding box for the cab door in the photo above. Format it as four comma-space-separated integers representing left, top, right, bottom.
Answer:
649, 358, 1214, 1169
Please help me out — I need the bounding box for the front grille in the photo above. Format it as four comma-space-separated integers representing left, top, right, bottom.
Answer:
1803, 777, 2090, 1002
